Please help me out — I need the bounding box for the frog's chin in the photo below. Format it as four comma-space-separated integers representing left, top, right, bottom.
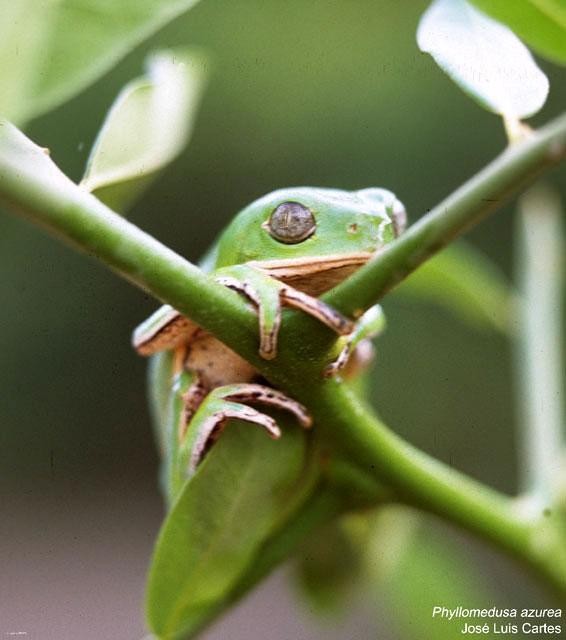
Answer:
250, 252, 374, 296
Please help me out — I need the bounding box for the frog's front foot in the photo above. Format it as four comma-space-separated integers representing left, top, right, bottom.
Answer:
216, 264, 353, 360
323, 305, 386, 378
180, 383, 312, 476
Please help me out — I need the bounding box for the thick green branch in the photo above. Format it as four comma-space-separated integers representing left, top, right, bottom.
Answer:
0, 122, 262, 367
515, 185, 565, 500
325, 112, 566, 316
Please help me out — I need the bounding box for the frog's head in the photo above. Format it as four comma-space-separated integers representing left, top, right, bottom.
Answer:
215, 187, 406, 295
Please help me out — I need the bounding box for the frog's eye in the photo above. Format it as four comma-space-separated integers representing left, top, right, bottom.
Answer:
265, 202, 316, 244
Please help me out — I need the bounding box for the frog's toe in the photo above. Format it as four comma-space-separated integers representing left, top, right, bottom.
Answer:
323, 338, 374, 379
186, 383, 312, 474
323, 341, 353, 378
323, 306, 385, 378
219, 384, 312, 428
189, 403, 281, 474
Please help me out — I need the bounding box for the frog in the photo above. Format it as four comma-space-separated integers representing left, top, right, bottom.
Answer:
133, 187, 406, 496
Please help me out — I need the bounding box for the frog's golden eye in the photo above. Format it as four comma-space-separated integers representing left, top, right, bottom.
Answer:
265, 202, 316, 244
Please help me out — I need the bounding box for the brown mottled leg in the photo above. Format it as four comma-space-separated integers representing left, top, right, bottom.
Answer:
323, 305, 385, 377
215, 264, 353, 360
280, 285, 354, 335
178, 375, 208, 439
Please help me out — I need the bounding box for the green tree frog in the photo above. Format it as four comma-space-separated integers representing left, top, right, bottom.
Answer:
133, 187, 405, 497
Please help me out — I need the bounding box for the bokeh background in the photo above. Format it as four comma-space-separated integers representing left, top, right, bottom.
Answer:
1, 1, 564, 638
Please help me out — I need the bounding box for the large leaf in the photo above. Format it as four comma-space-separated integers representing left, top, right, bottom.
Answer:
394, 242, 513, 335
0, 1, 53, 122
470, 0, 566, 65
80, 49, 206, 212
146, 421, 310, 640
0, 0, 202, 124
417, 0, 549, 118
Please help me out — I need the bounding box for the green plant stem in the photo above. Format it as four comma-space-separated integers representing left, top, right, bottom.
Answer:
307, 382, 566, 596
2, 117, 566, 595
515, 185, 565, 501
0, 122, 261, 362
325, 112, 566, 316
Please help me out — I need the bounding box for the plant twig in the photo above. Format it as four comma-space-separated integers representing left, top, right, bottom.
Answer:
515, 184, 565, 502
325, 112, 566, 316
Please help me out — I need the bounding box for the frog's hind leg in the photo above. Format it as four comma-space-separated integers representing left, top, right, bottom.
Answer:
180, 383, 312, 476
279, 285, 354, 335
178, 374, 208, 439
216, 264, 353, 360
133, 305, 199, 356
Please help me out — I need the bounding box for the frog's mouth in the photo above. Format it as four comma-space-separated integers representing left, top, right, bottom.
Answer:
250, 252, 373, 296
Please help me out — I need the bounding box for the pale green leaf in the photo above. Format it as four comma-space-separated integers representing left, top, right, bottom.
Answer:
394, 242, 513, 334
0, 1, 53, 122
80, 49, 206, 212
294, 507, 495, 636
470, 0, 566, 65
366, 511, 494, 640
0, 0, 202, 124
146, 421, 309, 640
417, 0, 549, 118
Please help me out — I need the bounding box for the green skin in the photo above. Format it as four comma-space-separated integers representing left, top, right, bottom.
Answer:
133, 187, 405, 501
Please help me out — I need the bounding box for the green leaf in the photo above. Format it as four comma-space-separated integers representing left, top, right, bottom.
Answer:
146, 420, 309, 640
0, 0, 202, 125
0, 1, 52, 123
394, 242, 513, 335
80, 49, 206, 212
417, 0, 549, 118
147, 351, 175, 465
470, 0, 566, 65
370, 514, 495, 640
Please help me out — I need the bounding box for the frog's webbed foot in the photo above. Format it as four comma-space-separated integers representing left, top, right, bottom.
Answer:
323, 305, 386, 378
216, 264, 353, 360
181, 383, 312, 475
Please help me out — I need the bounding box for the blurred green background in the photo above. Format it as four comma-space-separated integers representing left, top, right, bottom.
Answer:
0, 1, 564, 638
